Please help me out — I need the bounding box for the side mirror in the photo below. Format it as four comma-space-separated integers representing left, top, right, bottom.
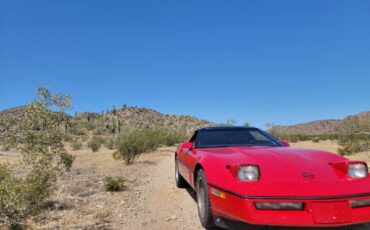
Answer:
281, 141, 290, 147
181, 142, 193, 149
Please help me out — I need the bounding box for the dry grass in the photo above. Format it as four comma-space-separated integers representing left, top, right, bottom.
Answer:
0, 149, 20, 165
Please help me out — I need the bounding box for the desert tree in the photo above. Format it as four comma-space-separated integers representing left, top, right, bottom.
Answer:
0, 87, 75, 227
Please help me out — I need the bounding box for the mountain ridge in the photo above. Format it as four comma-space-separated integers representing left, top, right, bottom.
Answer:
0, 105, 216, 135
270, 111, 370, 135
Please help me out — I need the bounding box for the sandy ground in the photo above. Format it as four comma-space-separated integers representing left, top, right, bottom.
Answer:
0, 141, 369, 230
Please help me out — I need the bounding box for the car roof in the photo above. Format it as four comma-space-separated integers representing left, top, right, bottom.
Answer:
196, 126, 259, 132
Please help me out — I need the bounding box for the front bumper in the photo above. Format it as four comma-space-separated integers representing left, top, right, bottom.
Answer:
208, 184, 370, 227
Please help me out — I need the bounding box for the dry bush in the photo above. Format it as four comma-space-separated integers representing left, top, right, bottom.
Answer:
71, 140, 83, 150
88, 136, 105, 152
104, 176, 125, 192
105, 138, 115, 150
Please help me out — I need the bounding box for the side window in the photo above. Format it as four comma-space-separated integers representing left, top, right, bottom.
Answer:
250, 131, 270, 141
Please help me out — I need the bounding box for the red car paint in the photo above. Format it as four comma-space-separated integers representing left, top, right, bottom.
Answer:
176, 129, 370, 227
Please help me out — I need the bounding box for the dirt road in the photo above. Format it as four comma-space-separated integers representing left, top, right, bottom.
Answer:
28, 146, 204, 229
1, 142, 369, 229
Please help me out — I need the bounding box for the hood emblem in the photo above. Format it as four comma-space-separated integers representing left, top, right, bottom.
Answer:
301, 172, 315, 179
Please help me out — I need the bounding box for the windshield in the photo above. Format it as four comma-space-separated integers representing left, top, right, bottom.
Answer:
195, 128, 282, 148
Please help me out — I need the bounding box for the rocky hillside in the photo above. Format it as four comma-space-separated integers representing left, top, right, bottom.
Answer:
75, 106, 214, 134
0, 106, 27, 119
0, 105, 215, 138
270, 111, 370, 135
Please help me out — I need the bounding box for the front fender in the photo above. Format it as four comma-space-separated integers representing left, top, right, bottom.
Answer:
196, 155, 239, 191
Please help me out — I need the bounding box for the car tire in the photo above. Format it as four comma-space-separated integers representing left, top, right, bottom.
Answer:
346, 223, 370, 230
175, 157, 187, 188
196, 169, 215, 229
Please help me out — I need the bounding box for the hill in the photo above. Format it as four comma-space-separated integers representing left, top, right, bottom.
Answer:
0, 105, 215, 139
270, 111, 370, 135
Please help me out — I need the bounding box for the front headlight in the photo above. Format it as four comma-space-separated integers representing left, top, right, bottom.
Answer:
348, 163, 368, 179
238, 165, 259, 181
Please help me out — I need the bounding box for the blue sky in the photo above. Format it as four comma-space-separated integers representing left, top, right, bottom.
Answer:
1, 0, 369, 128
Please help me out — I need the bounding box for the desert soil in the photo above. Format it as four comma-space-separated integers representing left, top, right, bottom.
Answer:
0, 140, 369, 230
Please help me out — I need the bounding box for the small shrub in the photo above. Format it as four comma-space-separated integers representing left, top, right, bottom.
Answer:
88, 136, 105, 152
69, 124, 87, 136
72, 140, 82, 150
60, 152, 76, 171
63, 134, 74, 142
1, 144, 11, 151
0, 164, 55, 226
312, 137, 320, 143
105, 138, 115, 150
337, 145, 353, 156
93, 129, 104, 136
104, 176, 125, 192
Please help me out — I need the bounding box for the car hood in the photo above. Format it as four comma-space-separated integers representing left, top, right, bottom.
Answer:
200, 146, 370, 196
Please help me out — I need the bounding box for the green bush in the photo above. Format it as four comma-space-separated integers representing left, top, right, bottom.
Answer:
0, 164, 56, 227
60, 152, 75, 171
337, 145, 353, 156
113, 128, 186, 164
113, 129, 150, 164
159, 129, 187, 146
88, 136, 105, 152
0, 164, 28, 227
104, 176, 125, 192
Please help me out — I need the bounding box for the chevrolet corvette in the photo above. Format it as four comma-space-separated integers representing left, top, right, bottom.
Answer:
175, 126, 370, 229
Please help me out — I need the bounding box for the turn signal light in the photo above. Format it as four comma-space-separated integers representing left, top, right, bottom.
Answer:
350, 199, 370, 208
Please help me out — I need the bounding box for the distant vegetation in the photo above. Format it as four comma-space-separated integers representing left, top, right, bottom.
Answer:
0, 93, 214, 152
269, 112, 370, 156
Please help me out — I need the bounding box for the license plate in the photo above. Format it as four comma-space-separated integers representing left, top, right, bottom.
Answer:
311, 201, 351, 224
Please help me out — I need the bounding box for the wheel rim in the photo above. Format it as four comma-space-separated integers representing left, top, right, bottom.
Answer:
197, 179, 206, 220
175, 160, 179, 182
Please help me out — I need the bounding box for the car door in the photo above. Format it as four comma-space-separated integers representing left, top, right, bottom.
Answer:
177, 131, 198, 184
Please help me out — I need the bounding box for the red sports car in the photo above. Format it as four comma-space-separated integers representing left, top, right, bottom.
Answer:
175, 126, 370, 229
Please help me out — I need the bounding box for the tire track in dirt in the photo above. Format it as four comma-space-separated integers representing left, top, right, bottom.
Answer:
143, 148, 203, 230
